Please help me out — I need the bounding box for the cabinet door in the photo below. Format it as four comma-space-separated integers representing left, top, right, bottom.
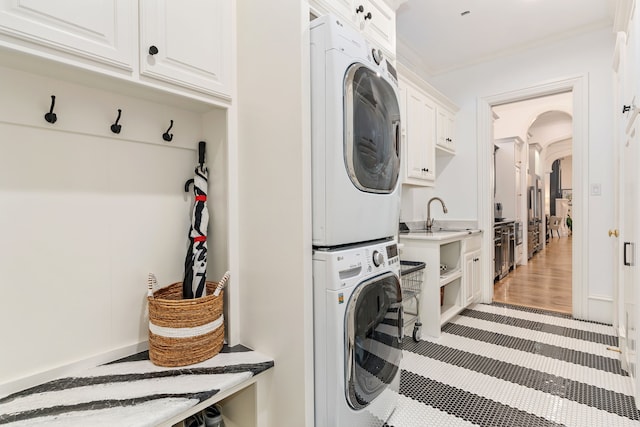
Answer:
436, 106, 456, 152
405, 85, 436, 184
315, 0, 354, 22
463, 249, 481, 305
622, 103, 640, 390
472, 251, 482, 301
463, 251, 474, 305
357, 0, 395, 55
139, 0, 231, 98
0, 0, 135, 70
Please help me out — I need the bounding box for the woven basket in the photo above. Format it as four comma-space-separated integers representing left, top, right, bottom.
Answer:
148, 281, 224, 367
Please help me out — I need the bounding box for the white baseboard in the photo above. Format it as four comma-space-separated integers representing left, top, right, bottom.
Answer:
587, 295, 613, 324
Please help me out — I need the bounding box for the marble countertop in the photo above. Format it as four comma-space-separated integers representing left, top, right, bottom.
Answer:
399, 228, 482, 241
0, 345, 274, 426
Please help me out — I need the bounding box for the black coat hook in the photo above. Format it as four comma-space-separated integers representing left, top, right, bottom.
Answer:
44, 95, 57, 124
110, 109, 122, 134
163, 119, 174, 142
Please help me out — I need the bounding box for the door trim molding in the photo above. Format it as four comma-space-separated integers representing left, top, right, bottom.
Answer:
477, 74, 588, 319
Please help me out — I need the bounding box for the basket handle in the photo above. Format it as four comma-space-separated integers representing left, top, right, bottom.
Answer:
213, 271, 230, 297
148, 273, 158, 298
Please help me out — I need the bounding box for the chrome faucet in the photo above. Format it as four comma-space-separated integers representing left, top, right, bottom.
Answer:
426, 197, 448, 231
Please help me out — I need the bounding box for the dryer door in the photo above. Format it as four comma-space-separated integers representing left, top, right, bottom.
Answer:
345, 272, 403, 410
344, 64, 401, 194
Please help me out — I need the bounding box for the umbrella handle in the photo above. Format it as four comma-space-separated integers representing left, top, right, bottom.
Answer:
184, 178, 194, 192
198, 141, 206, 165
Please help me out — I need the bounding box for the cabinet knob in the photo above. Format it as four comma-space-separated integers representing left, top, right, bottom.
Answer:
356, 4, 364, 13
421, 168, 429, 172
364, 12, 372, 20
148, 45, 159, 56
623, 105, 632, 114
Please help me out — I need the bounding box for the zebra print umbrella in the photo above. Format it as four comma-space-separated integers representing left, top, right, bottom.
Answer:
183, 141, 209, 299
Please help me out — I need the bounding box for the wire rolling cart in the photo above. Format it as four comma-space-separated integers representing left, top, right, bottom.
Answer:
400, 260, 426, 342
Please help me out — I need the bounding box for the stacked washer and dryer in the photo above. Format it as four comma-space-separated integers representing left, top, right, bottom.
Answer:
310, 15, 403, 427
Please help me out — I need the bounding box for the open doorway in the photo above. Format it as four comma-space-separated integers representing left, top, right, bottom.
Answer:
476, 75, 588, 320
490, 94, 574, 314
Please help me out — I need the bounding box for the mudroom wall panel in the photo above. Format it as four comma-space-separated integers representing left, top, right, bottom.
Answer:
0, 65, 217, 387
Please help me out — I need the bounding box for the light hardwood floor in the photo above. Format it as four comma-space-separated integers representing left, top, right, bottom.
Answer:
493, 235, 572, 314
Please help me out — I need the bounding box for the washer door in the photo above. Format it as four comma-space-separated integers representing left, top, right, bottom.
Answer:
344, 64, 401, 194
345, 272, 403, 410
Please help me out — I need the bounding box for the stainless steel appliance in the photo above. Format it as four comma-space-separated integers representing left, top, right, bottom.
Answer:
494, 222, 512, 280
494, 202, 503, 221
515, 222, 523, 246
494, 227, 502, 280
509, 223, 515, 270
528, 219, 541, 259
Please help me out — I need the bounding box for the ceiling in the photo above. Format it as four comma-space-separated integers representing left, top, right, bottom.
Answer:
395, 0, 617, 76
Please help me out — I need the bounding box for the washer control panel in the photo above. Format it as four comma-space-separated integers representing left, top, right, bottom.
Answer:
364, 242, 399, 273
372, 250, 384, 267
315, 240, 400, 290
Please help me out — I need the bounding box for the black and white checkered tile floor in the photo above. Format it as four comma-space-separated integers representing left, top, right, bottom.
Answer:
387, 302, 640, 427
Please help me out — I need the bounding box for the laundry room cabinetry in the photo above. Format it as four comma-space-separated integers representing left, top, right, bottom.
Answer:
0, 0, 232, 102
309, 0, 397, 56
0, 1, 136, 71
139, 0, 231, 99
436, 106, 456, 153
399, 76, 436, 185
399, 231, 482, 338
398, 63, 459, 187
463, 235, 482, 305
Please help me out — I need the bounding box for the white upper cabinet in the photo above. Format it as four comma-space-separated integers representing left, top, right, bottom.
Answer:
354, 0, 395, 54
0, 0, 136, 70
399, 77, 436, 186
139, 0, 231, 99
311, 0, 397, 56
0, 0, 232, 102
436, 106, 456, 153
398, 64, 458, 187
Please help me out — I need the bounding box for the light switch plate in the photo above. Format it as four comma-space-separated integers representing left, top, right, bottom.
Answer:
591, 183, 601, 196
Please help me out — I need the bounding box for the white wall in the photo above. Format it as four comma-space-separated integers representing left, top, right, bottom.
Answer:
562, 156, 574, 189
0, 65, 230, 387
420, 27, 615, 322
236, 1, 313, 426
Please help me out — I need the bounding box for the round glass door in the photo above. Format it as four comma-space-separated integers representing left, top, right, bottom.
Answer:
344, 64, 401, 194
345, 272, 403, 410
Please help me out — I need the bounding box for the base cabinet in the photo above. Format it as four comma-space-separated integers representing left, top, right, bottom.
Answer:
463, 235, 482, 305
400, 232, 483, 338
